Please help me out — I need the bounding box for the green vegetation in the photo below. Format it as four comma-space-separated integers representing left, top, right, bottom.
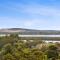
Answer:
0, 34, 60, 60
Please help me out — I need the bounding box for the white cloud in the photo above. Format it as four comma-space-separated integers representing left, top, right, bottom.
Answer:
0, 16, 47, 29
0, 16, 60, 30
9, 4, 60, 18
21, 6, 60, 17
0, 2, 60, 30
2, 2, 60, 18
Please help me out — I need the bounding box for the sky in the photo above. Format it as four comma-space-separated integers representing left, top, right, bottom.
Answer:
0, 0, 60, 30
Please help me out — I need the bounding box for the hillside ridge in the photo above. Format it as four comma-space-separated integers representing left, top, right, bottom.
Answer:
0, 28, 60, 35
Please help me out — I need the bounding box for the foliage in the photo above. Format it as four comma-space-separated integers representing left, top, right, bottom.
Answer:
0, 34, 60, 60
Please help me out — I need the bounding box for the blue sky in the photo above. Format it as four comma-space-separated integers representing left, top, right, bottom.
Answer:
0, 0, 60, 30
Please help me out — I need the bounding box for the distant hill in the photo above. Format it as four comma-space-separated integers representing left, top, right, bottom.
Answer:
0, 28, 60, 35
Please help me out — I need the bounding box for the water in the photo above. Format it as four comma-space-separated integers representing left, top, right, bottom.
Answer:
45, 40, 60, 43
19, 35, 60, 37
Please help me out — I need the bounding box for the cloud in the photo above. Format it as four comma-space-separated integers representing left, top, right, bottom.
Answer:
0, 16, 48, 29
0, 16, 60, 30
21, 5, 60, 17
0, 1, 60, 30
1, 1, 60, 18
5, 3, 60, 18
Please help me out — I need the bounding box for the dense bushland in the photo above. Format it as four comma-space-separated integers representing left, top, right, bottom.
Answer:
0, 34, 60, 60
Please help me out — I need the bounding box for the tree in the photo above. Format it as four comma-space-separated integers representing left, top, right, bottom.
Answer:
3, 53, 16, 60
46, 45, 58, 60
